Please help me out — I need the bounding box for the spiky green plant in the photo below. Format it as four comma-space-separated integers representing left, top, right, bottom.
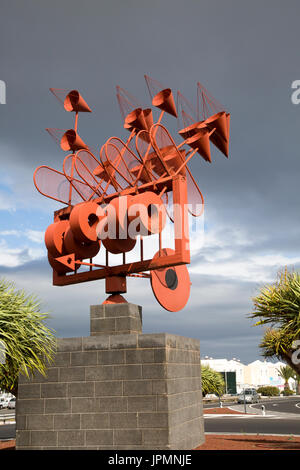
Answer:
250, 268, 300, 375
201, 364, 225, 396
277, 365, 294, 390
0, 278, 56, 396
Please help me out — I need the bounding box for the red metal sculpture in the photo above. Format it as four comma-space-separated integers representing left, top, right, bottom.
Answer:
34, 76, 230, 311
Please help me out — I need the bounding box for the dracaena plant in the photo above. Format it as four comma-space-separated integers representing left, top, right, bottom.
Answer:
250, 268, 300, 376
0, 279, 56, 396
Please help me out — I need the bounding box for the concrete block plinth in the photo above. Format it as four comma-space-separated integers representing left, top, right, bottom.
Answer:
16, 303, 205, 450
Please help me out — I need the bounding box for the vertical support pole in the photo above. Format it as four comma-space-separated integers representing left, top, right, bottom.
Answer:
172, 175, 190, 263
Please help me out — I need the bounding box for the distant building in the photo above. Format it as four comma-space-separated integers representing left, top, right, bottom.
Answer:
244, 360, 296, 391
201, 357, 297, 393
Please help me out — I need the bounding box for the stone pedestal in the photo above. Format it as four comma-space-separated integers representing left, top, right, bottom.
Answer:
16, 304, 205, 450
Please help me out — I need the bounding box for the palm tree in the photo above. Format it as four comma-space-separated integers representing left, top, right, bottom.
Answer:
250, 268, 300, 376
201, 364, 225, 396
0, 278, 56, 396
277, 365, 294, 391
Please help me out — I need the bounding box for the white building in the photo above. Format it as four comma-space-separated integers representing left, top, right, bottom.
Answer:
244, 360, 296, 391
201, 357, 297, 393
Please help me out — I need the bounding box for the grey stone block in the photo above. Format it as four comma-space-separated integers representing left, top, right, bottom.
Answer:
167, 363, 193, 379
45, 398, 71, 414
18, 384, 41, 399
90, 304, 105, 318
143, 429, 169, 446
104, 303, 142, 318
85, 365, 113, 381
57, 337, 82, 352
57, 430, 85, 447
109, 412, 137, 428
152, 379, 168, 394
113, 364, 142, 380
41, 383, 67, 398
67, 382, 95, 397
138, 333, 167, 349
90, 303, 142, 335
16, 303, 204, 450
167, 335, 198, 351
113, 429, 143, 446
72, 398, 100, 413
29, 368, 59, 383
82, 335, 110, 350
123, 380, 152, 396
115, 316, 141, 334
154, 348, 167, 363
91, 317, 116, 334
55, 352, 71, 366
98, 396, 127, 412
125, 349, 154, 364
17, 399, 45, 415
80, 413, 110, 429
71, 351, 98, 366
95, 381, 123, 397
97, 350, 125, 365
142, 364, 166, 379
16, 430, 31, 446
27, 414, 54, 430
86, 430, 113, 446
167, 377, 201, 394
138, 412, 168, 428
31, 431, 57, 447
16, 414, 26, 430
127, 396, 156, 412
156, 395, 169, 411
109, 333, 138, 349
54, 414, 81, 430
59, 366, 85, 382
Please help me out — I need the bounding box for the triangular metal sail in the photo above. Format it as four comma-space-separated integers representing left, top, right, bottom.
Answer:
177, 91, 197, 130
196, 82, 225, 120
116, 86, 142, 124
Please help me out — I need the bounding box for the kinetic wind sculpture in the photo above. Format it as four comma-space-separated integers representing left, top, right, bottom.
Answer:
33, 76, 230, 311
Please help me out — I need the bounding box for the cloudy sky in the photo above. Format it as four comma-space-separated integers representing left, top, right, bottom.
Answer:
1, 0, 300, 364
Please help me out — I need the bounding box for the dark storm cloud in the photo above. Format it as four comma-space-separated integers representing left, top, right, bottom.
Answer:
1, 0, 300, 228
1, 0, 300, 362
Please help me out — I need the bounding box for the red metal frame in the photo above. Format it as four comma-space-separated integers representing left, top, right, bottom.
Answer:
34, 79, 230, 310
52, 174, 190, 286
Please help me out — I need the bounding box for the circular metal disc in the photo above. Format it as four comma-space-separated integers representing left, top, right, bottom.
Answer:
150, 248, 190, 312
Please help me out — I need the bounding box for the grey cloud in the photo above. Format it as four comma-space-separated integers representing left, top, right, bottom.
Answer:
1, 0, 300, 362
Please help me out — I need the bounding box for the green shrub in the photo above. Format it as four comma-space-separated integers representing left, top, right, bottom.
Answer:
201, 365, 225, 396
281, 388, 294, 396
256, 386, 280, 396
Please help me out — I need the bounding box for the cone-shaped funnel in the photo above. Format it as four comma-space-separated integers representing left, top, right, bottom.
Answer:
64, 90, 92, 113
60, 129, 89, 152
209, 132, 229, 157
152, 88, 177, 117
186, 129, 212, 162
205, 111, 228, 142
178, 121, 207, 140
124, 108, 147, 131
143, 108, 154, 131
226, 112, 230, 149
